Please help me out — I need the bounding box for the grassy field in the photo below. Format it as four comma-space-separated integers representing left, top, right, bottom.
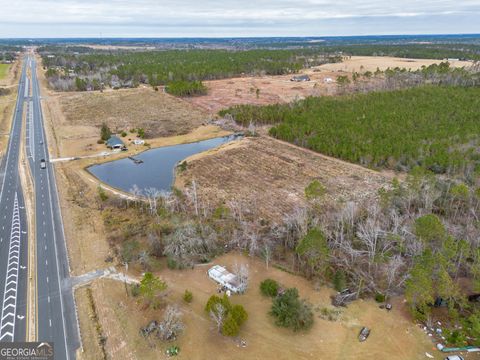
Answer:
77, 252, 438, 360
221, 86, 480, 175
0, 64, 9, 80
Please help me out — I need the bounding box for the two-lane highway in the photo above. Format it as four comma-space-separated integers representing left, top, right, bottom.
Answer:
27, 54, 80, 359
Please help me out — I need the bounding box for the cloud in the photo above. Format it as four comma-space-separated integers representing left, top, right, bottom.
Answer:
0, 0, 478, 37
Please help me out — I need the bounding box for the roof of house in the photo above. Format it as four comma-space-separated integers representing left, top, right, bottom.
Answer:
208, 265, 243, 291
106, 136, 124, 147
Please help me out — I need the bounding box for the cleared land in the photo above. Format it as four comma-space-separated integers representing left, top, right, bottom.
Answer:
185, 56, 472, 113
318, 55, 470, 72
41, 86, 215, 158
78, 252, 439, 360
176, 136, 392, 221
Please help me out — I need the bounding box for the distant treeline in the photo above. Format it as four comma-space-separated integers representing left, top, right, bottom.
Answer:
316, 43, 480, 61
221, 85, 480, 178
39, 48, 341, 92
0, 45, 21, 62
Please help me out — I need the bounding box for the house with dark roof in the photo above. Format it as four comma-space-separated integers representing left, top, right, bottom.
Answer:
106, 136, 125, 150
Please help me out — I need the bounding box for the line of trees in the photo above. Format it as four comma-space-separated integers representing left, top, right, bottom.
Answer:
221, 83, 480, 178
40, 48, 341, 93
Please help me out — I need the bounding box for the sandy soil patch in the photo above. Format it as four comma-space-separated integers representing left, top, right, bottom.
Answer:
185, 56, 472, 113
78, 252, 440, 360
176, 136, 393, 221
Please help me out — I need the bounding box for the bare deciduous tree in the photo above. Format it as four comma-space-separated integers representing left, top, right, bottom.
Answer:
233, 263, 249, 291
157, 305, 184, 341
210, 303, 226, 333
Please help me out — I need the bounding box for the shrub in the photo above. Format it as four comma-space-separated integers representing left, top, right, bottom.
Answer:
97, 186, 108, 202
167, 257, 178, 269
166, 80, 207, 97
100, 123, 111, 141
270, 288, 314, 331
130, 283, 140, 297
375, 293, 386, 303
97, 139, 104, 144
305, 180, 326, 200
318, 307, 342, 321
222, 314, 240, 336
121, 131, 127, 137
333, 270, 346, 292
183, 290, 193, 303
138, 128, 145, 138
177, 161, 187, 172
231, 305, 248, 326
260, 279, 279, 297
205, 295, 247, 337
205, 294, 231, 314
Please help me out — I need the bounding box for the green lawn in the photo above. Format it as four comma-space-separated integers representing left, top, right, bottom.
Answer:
0, 64, 10, 80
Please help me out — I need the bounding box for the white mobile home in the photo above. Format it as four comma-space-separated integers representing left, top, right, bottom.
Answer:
207, 265, 246, 294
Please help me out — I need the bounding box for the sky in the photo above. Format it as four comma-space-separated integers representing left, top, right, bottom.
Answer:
0, 0, 478, 38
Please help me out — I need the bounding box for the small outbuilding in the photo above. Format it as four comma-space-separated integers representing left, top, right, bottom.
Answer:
290, 74, 310, 82
106, 136, 125, 150
207, 265, 246, 294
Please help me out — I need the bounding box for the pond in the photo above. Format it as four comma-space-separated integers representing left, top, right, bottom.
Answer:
87, 134, 242, 194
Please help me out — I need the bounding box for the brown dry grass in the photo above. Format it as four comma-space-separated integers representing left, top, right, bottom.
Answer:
0, 59, 20, 154
40, 82, 213, 158
59, 87, 209, 137
176, 136, 393, 221
80, 252, 440, 360
318, 56, 471, 73
75, 287, 106, 360
185, 56, 472, 113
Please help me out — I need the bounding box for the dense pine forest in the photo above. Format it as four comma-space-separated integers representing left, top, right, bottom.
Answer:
40, 48, 341, 91
221, 85, 480, 177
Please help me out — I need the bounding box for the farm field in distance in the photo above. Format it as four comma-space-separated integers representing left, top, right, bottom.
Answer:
185, 56, 471, 112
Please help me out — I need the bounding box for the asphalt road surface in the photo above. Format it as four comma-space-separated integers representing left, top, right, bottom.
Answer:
27, 55, 80, 359
0, 57, 28, 343
0, 55, 80, 359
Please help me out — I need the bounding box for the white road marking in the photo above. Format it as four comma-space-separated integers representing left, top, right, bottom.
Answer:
0, 193, 22, 341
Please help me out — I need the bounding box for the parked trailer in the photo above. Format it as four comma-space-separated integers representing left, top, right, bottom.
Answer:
207, 265, 246, 294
